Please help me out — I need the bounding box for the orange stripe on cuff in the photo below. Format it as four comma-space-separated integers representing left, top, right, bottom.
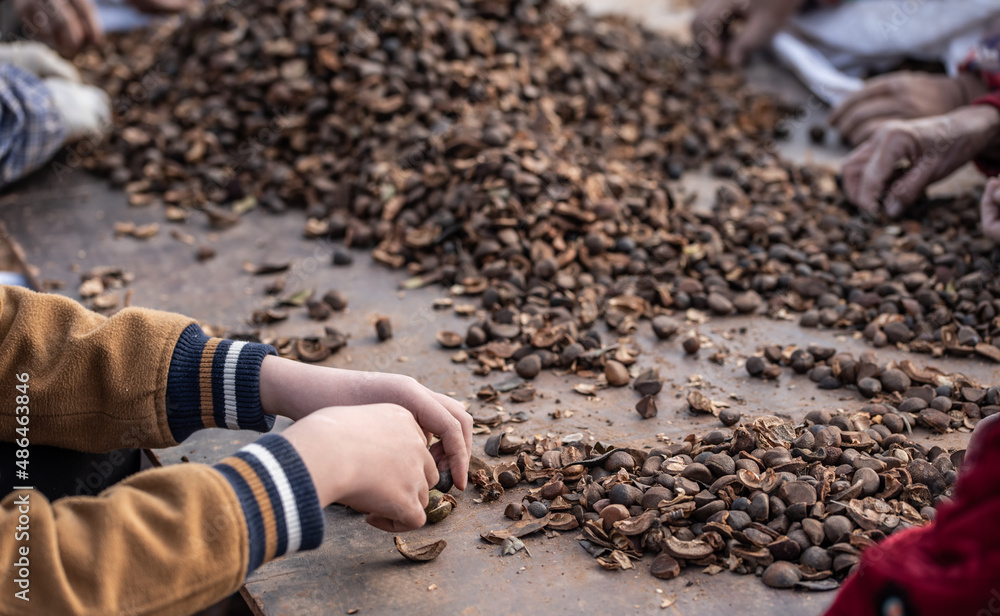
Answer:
200, 338, 221, 429
224, 456, 279, 563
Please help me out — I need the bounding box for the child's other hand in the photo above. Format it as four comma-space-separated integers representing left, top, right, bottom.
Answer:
282, 404, 438, 531
259, 357, 472, 490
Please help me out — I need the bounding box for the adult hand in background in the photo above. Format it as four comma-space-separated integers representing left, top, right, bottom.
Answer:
282, 404, 438, 532
831, 72, 989, 146
691, 0, 804, 66
11, 0, 102, 58
979, 177, 1000, 243
0, 42, 110, 140
259, 356, 473, 490
841, 106, 1000, 219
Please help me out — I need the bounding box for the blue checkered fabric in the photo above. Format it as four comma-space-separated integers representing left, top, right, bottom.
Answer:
0, 64, 65, 187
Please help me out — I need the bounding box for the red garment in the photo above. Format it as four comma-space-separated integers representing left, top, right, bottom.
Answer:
825, 417, 1000, 616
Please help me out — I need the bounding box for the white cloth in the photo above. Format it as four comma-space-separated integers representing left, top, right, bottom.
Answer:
94, 0, 153, 32
771, 0, 1000, 105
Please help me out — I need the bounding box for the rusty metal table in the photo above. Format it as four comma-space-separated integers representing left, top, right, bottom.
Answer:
1, 26, 994, 613
3, 156, 994, 616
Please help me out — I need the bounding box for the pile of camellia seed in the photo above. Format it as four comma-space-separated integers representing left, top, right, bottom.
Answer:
72, 0, 1000, 379
471, 368, 966, 590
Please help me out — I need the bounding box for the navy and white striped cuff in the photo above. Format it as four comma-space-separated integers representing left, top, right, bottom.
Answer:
214, 434, 325, 574
165, 324, 277, 442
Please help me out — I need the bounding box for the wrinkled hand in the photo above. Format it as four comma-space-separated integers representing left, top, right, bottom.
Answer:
259, 356, 473, 490
0, 41, 80, 80
282, 405, 437, 532
691, 0, 803, 66
12, 0, 102, 58
842, 106, 1000, 218
980, 177, 1000, 243
831, 72, 988, 146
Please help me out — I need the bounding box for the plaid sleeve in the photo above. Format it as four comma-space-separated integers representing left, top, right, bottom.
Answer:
165, 323, 278, 442
0, 64, 65, 187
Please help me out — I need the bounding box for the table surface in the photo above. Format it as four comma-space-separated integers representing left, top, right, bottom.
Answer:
1, 14, 995, 615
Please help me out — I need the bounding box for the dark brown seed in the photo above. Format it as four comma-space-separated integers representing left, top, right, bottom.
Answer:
857, 377, 881, 398
800, 310, 820, 328
929, 396, 952, 412
707, 292, 734, 315
908, 459, 946, 493
466, 325, 487, 347
375, 316, 393, 341
881, 413, 905, 433
608, 483, 642, 507
515, 354, 542, 379
196, 245, 216, 261
898, 398, 928, 414
879, 369, 910, 393
306, 299, 332, 321
883, 322, 913, 344
777, 481, 817, 506
790, 351, 815, 374
633, 369, 663, 396
733, 290, 762, 313
854, 467, 879, 497
433, 470, 453, 493
604, 451, 636, 473
763, 364, 783, 380
534, 257, 558, 279
746, 356, 766, 377
823, 515, 853, 544
682, 336, 700, 355
331, 250, 353, 266
801, 546, 831, 571
762, 562, 802, 588
322, 290, 348, 311
527, 501, 549, 518
705, 453, 735, 477
651, 315, 680, 340
719, 407, 741, 427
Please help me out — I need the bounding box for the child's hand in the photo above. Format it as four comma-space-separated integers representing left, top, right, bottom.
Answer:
282, 404, 438, 531
259, 356, 473, 490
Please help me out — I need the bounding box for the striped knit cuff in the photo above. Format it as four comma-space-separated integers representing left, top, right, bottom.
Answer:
214, 434, 325, 574
166, 324, 277, 442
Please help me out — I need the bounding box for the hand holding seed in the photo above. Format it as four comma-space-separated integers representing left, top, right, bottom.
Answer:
258, 356, 473, 490
691, 0, 804, 66
281, 404, 438, 532
841, 106, 1000, 218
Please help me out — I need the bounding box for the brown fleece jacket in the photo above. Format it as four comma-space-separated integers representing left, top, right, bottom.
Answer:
0, 287, 325, 616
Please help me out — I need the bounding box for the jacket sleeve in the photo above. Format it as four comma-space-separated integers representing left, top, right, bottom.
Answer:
0, 434, 325, 616
0, 64, 66, 188
0, 285, 277, 452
